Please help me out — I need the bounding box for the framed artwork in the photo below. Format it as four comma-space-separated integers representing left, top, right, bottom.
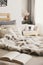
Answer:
0, 0, 7, 7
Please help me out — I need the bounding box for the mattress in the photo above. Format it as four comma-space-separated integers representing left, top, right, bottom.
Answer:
0, 49, 43, 65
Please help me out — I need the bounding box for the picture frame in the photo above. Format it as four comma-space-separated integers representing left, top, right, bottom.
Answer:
0, 0, 7, 7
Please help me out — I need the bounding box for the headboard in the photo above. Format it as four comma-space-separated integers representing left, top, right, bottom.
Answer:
0, 13, 10, 21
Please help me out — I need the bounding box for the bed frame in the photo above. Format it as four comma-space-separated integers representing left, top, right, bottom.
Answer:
0, 13, 10, 21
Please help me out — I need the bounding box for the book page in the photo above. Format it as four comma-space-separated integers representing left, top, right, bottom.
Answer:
0, 51, 20, 61
12, 53, 32, 65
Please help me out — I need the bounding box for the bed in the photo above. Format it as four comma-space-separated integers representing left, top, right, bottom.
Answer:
0, 13, 43, 65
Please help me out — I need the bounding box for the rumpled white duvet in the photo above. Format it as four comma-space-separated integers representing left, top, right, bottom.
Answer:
0, 35, 43, 56
0, 26, 43, 56
20, 36, 43, 56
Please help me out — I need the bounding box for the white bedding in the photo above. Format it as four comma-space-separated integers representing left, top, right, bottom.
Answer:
20, 36, 43, 56
0, 34, 43, 56
0, 25, 43, 56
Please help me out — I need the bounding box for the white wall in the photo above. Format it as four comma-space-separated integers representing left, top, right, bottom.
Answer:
22, 0, 27, 11
35, 0, 43, 35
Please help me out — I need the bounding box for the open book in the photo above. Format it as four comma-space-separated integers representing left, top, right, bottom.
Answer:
0, 51, 32, 65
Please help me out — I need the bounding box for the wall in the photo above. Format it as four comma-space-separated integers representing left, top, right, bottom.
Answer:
22, 0, 27, 11
35, 0, 43, 35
